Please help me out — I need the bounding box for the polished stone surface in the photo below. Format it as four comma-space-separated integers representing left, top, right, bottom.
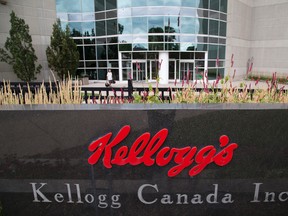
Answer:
0, 105, 287, 215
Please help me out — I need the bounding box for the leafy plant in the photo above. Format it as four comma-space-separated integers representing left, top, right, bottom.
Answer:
0, 11, 42, 82
46, 19, 79, 80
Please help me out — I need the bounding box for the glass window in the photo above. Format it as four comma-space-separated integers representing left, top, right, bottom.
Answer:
209, 20, 219, 36
147, 0, 164, 6
219, 21, 226, 37
165, 16, 180, 34
108, 45, 118, 59
119, 35, 133, 43
97, 45, 106, 60
69, 22, 82, 34
132, 17, 147, 34
106, 10, 117, 19
220, 0, 227, 13
82, 0, 95, 12
132, 7, 148, 16
219, 45, 225, 59
95, 12, 105, 20
209, 11, 219, 19
180, 43, 196, 51
210, 0, 219, 11
118, 18, 132, 34
96, 21, 105, 36
119, 43, 132, 51
165, 0, 181, 6
77, 46, 84, 60
56, 0, 81, 13
208, 68, 217, 80
107, 19, 117, 35
133, 44, 148, 51
198, 0, 209, 9
95, 0, 105, 12
182, 0, 197, 7
68, 14, 81, 21
181, 8, 197, 17
208, 44, 218, 59
132, 0, 146, 7
84, 38, 95, 45
82, 22, 95, 36
118, 8, 132, 18
133, 35, 148, 43
84, 46, 96, 60
106, 0, 117, 10
181, 17, 196, 34
197, 18, 208, 34
82, 13, 95, 21
196, 44, 208, 51
148, 17, 164, 33
118, 0, 131, 8
180, 35, 197, 43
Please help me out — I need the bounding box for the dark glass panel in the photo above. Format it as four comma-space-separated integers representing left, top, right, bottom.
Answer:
107, 19, 117, 35
198, 18, 208, 34
84, 46, 96, 60
209, 11, 219, 19
85, 61, 96, 67
198, 0, 209, 9
77, 46, 84, 60
220, 0, 228, 13
106, 10, 117, 19
208, 68, 217, 80
96, 21, 105, 36
84, 38, 95, 45
97, 45, 106, 60
210, 0, 220, 11
219, 45, 226, 59
95, 0, 105, 12
119, 43, 132, 51
95, 12, 105, 20
106, 0, 117, 10
196, 44, 208, 51
108, 44, 119, 59
86, 69, 98, 80
133, 44, 148, 51
208, 44, 218, 59
209, 20, 219, 36
219, 21, 227, 37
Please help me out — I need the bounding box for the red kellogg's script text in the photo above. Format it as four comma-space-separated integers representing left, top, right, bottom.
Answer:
88, 125, 238, 177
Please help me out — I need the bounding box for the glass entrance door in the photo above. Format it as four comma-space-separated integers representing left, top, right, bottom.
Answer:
132, 61, 146, 81
180, 61, 194, 81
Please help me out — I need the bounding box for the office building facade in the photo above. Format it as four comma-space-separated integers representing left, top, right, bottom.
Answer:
0, 0, 288, 82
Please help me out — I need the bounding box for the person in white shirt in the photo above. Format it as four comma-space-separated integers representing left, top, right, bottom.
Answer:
107, 69, 113, 84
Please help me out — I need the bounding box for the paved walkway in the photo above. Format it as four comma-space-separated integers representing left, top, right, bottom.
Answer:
82, 79, 288, 90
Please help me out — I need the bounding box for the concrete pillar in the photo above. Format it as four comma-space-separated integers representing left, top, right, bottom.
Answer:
158, 52, 169, 84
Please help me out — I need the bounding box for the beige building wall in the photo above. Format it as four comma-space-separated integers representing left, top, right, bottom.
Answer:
0, 0, 56, 81
226, 0, 288, 80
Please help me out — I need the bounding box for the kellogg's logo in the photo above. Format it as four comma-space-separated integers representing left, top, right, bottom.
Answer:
88, 125, 238, 177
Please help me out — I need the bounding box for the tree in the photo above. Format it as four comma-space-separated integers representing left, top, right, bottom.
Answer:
46, 19, 79, 80
0, 11, 42, 82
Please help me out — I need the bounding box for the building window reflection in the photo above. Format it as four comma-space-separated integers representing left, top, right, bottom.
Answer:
56, 0, 228, 80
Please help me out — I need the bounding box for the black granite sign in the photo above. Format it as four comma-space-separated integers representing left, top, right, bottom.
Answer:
0, 105, 287, 216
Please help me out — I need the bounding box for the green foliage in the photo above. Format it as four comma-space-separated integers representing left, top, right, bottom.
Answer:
46, 19, 79, 80
0, 11, 42, 82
